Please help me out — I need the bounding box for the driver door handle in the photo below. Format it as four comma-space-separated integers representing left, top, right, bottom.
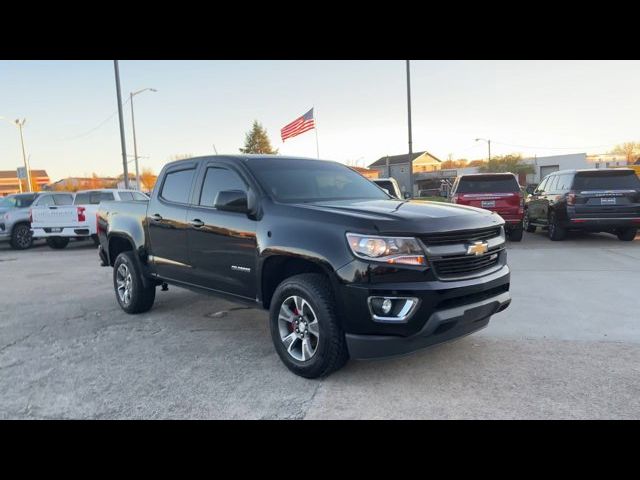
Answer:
150, 213, 163, 222
190, 219, 204, 228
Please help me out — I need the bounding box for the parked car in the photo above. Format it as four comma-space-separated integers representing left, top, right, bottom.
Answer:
97, 155, 511, 378
31, 189, 149, 249
372, 178, 404, 198
524, 168, 640, 241
449, 173, 524, 241
0, 192, 74, 250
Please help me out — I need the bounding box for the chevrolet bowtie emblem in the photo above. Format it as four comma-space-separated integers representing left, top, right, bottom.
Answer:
467, 241, 489, 256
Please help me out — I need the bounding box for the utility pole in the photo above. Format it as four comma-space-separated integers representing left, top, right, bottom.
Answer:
406, 60, 414, 197
114, 60, 129, 189
15, 119, 32, 192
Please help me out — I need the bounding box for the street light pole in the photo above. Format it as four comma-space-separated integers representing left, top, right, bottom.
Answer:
475, 138, 491, 162
114, 61, 129, 189
15, 119, 32, 192
1, 116, 32, 192
130, 88, 157, 191
406, 60, 414, 198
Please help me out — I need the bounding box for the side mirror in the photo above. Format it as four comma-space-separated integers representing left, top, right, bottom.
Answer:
215, 190, 249, 213
526, 185, 537, 195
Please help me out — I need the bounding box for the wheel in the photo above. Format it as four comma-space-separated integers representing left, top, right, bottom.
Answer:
91, 234, 100, 246
46, 237, 70, 249
508, 224, 523, 242
269, 273, 349, 379
10, 223, 33, 250
548, 211, 566, 241
523, 209, 536, 233
113, 251, 156, 314
616, 227, 637, 241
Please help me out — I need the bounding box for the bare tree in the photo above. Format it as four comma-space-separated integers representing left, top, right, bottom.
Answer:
612, 142, 640, 164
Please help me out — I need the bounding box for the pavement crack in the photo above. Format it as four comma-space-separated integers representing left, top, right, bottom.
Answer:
0, 325, 46, 353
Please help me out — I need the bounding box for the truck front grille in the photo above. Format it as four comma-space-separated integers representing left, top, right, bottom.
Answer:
420, 226, 501, 246
432, 248, 502, 279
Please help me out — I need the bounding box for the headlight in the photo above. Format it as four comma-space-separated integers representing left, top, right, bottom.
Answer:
346, 233, 426, 266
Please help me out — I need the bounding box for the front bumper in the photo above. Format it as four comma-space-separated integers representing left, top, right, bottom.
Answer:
346, 291, 510, 359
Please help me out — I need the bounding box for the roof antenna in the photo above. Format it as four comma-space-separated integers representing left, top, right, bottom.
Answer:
213, 144, 219, 155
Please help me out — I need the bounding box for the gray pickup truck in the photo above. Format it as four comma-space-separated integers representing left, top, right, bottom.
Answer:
0, 192, 74, 249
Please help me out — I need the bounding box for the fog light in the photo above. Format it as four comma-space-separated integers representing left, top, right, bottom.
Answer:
381, 298, 393, 314
368, 296, 420, 323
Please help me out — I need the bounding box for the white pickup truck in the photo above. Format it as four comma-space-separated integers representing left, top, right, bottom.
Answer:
31, 189, 149, 249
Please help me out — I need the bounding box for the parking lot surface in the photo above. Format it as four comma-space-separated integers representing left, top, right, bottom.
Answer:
1, 231, 639, 419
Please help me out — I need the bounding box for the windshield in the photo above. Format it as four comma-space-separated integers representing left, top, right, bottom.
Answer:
0, 194, 36, 209
573, 171, 640, 190
456, 175, 520, 193
246, 158, 391, 203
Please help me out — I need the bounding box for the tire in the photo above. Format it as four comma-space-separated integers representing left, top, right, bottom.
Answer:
113, 251, 156, 314
616, 227, 637, 242
10, 223, 33, 250
508, 224, 524, 242
523, 209, 536, 233
548, 211, 566, 241
46, 237, 70, 249
269, 273, 349, 379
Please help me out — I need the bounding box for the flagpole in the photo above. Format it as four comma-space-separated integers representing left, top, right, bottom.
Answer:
314, 106, 320, 159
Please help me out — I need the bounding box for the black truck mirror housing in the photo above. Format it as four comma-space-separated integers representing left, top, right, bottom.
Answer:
215, 190, 249, 213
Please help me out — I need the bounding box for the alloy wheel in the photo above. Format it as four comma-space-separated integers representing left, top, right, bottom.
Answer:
278, 295, 320, 362
116, 264, 133, 306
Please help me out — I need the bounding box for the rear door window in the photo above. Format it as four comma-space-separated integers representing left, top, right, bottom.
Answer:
35, 195, 55, 206
573, 171, 640, 190
132, 192, 148, 201
161, 169, 197, 204
74, 193, 90, 205
456, 175, 519, 193
118, 192, 134, 201
53, 194, 74, 205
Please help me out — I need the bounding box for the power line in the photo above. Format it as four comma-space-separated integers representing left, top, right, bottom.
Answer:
58, 96, 132, 141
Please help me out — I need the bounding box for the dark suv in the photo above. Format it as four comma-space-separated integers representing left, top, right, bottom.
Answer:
524, 168, 640, 241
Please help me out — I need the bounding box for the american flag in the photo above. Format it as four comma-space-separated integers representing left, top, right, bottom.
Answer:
281, 108, 315, 142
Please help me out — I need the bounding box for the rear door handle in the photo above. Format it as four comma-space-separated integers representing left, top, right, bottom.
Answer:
190, 219, 204, 228
150, 213, 163, 222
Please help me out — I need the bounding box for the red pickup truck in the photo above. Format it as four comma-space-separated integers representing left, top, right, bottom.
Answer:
449, 173, 524, 241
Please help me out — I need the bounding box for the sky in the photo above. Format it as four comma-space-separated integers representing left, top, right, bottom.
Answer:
1, 60, 639, 182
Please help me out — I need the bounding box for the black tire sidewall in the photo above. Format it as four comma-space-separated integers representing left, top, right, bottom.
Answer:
11, 223, 32, 250
269, 274, 345, 378
113, 251, 155, 314
46, 237, 69, 249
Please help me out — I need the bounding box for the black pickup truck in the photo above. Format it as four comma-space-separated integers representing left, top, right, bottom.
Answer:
97, 155, 511, 378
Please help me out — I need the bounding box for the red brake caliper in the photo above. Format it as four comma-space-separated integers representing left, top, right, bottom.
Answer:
289, 306, 299, 332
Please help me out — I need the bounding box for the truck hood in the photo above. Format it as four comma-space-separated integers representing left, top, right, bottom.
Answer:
297, 199, 504, 234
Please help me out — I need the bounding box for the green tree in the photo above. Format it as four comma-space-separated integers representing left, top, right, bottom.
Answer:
239, 120, 278, 154
477, 154, 534, 174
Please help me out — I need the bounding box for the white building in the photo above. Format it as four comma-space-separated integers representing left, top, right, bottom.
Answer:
522, 153, 628, 184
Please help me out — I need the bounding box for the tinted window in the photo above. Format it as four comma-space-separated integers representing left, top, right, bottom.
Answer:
374, 180, 395, 194
132, 192, 149, 201
35, 195, 56, 206
74, 193, 90, 205
573, 171, 640, 190
546, 175, 559, 192
246, 158, 390, 203
556, 174, 572, 192
537, 176, 549, 193
161, 169, 196, 204
456, 175, 520, 193
199, 167, 246, 207
96, 192, 114, 203
53, 194, 74, 205
118, 192, 134, 201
